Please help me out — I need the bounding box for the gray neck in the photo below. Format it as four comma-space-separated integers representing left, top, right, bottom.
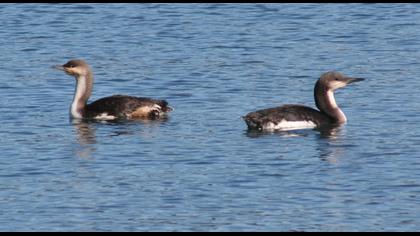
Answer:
71, 72, 93, 119
314, 81, 347, 124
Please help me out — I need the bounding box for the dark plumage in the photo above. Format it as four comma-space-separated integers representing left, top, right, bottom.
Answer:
85, 95, 172, 119
243, 105, 332, 130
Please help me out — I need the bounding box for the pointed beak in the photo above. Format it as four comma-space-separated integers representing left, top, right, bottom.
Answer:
346, 77, 365, 84
51, 64, 65, 71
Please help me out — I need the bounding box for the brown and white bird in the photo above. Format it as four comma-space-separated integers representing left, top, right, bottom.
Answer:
53, 59, 172, 120
243, 71, 364, 131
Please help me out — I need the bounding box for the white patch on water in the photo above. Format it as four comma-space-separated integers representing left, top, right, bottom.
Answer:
94, 113, 117, 120
153, 104, 162, 110
263, 119, 317, 131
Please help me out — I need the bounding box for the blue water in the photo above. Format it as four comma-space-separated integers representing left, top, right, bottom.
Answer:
1, 3, 420, 231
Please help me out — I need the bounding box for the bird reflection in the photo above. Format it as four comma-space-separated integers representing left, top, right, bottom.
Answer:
245, 129, 309, 138
72, 119, 97, 160
245, 125, 347, 164
316, 126, 346, 164
245, 124, 341, 139
72, 119, 97, 145
71, 118, 170, 159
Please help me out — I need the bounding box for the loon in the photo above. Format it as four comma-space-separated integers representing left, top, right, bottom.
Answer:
243, 71, 364, 131
53, 59, 173, 120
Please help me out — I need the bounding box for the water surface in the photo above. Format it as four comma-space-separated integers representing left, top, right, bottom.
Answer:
1, 3, 420, 231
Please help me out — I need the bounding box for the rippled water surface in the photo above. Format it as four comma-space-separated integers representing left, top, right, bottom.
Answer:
1, 3, 420, 231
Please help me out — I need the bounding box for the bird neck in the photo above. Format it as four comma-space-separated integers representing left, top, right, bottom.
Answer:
71, 72, 93, 119
314, 81, 347, 124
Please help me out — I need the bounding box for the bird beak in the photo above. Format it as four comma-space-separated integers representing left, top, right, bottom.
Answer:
51, 64, 66, 71
346, 77, 365, 84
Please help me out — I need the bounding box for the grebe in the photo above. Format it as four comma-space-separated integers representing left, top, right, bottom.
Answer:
243, 71, 364, 131
53, 59, 173, 120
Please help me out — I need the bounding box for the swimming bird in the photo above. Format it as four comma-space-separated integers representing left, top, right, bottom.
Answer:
53, 59, 173, 120
243, 71, 364, 131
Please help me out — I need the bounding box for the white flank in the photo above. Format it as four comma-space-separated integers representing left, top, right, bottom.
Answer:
153, 104, 162, 111
263, 119, 317, 131
94, 113, 117, 120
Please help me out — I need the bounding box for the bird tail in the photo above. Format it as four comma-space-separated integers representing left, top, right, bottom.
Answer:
242, 113, 265, 131
157, 100, 173, 113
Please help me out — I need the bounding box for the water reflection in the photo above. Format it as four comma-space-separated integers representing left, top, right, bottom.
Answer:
316, 125, 343, 139
72, 120, 97, 145
72, 120, 97, 160
315, 126, 346, 164
245, 125, 347, 164
71, 118, 171, 159
244, 125, 343, 139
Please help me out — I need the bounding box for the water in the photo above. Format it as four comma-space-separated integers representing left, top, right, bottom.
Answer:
1, 3, 420, 231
